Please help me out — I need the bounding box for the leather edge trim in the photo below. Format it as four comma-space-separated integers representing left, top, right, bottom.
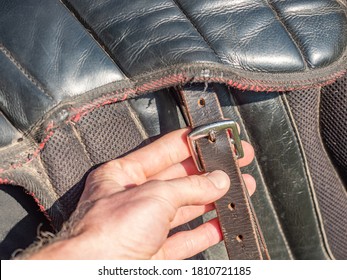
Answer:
0, 57, 346, 174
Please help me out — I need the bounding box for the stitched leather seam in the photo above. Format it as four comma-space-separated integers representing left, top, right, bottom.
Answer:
59, 0, 130, 78
0, 66, 344, 166
0, 73, 344, 232
0, 90, 131, 173
265, 0, 309, 69
171, 0, 223, 63
0, 66, 345, 173
0, 60, 343, 148
0, 44, 54, 101
26, 190, 52, 224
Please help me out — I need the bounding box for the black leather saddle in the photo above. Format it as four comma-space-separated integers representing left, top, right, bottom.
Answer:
0, 0, 346, 259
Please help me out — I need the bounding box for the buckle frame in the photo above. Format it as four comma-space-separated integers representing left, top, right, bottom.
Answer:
187, 120, 244, 172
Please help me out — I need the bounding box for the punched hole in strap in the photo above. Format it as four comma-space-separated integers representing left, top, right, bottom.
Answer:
228, 202, 235, 211
236, 235, 244, 243
198, 98, 206, 107
208, 131, 216, 143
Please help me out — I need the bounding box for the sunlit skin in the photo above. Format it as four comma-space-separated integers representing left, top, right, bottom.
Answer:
29, 128, 255, 260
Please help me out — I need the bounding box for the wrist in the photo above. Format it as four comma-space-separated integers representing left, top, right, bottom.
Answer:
27, 236, 83, 260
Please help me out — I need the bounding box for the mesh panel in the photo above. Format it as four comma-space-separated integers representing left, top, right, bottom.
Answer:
41, 125, 92, 197
76, 102, 146, 165
40, 125, 92, 215
321, 75, 347, 185
40, 101, 146, 220
285, 88, 347, 259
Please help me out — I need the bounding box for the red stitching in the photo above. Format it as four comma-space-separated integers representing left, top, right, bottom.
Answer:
0, 65, 344, 233
26, 191, 52, 223
0, 68, 345, 175
0, 177, 13, 184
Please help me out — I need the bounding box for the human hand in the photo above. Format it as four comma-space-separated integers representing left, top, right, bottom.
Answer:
29, 128, 255, 260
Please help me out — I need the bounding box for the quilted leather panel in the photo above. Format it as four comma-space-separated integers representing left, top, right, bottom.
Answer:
67, 0, 347, 73
65, 0, 220, 76
175, 0, 306, 72
270, 0, 347, 68
0, 49, 53, 133
0, 0, 346, 260
0, 0, 346, 147
0, 0, 124, 100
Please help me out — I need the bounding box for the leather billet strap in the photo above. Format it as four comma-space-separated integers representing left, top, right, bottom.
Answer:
178, 84, 270, 260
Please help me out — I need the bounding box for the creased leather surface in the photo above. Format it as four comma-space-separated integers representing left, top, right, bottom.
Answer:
1, 0, 347, 147
67, 0, 347, 73
233, 90, 329, 259
0, 0, 347, 260
180, 84, 269, 259
0, 112, 21, 147
0, 0, 124, 143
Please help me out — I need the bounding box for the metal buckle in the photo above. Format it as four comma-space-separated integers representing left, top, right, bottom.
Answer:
187, 120, 244, 172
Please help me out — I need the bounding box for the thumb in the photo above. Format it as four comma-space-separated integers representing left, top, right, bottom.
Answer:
141, 170, 230, 210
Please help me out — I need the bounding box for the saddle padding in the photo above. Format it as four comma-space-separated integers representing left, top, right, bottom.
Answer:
1, 0, 347, 260
1, 0, 347, 148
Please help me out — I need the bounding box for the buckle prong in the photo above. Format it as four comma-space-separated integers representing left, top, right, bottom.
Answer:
187, 120, 244, 172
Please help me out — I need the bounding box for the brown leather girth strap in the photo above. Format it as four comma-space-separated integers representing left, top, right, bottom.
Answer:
178, 84, 270, 260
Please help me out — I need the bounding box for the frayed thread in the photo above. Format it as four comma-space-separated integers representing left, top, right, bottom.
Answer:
13, 201, 94, 259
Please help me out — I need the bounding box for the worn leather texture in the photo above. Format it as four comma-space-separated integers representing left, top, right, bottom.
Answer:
180, 84, 269, 259
1, 0, 347, 147
233, 90, 330, 259
0, 0, 347, 259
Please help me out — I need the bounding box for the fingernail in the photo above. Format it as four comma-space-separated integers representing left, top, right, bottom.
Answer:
207, 170, 230, 189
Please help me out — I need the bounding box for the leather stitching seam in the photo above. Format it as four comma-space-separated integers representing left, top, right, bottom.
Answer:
265, 0, 309, 69
0, 44, 54, 100
171, 0, 223, 63
59, 0, 130, 78
0, 66, 345, 173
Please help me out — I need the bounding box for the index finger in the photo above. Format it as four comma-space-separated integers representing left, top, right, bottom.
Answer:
122, 122, 245, 180
122, 128, 191, 179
